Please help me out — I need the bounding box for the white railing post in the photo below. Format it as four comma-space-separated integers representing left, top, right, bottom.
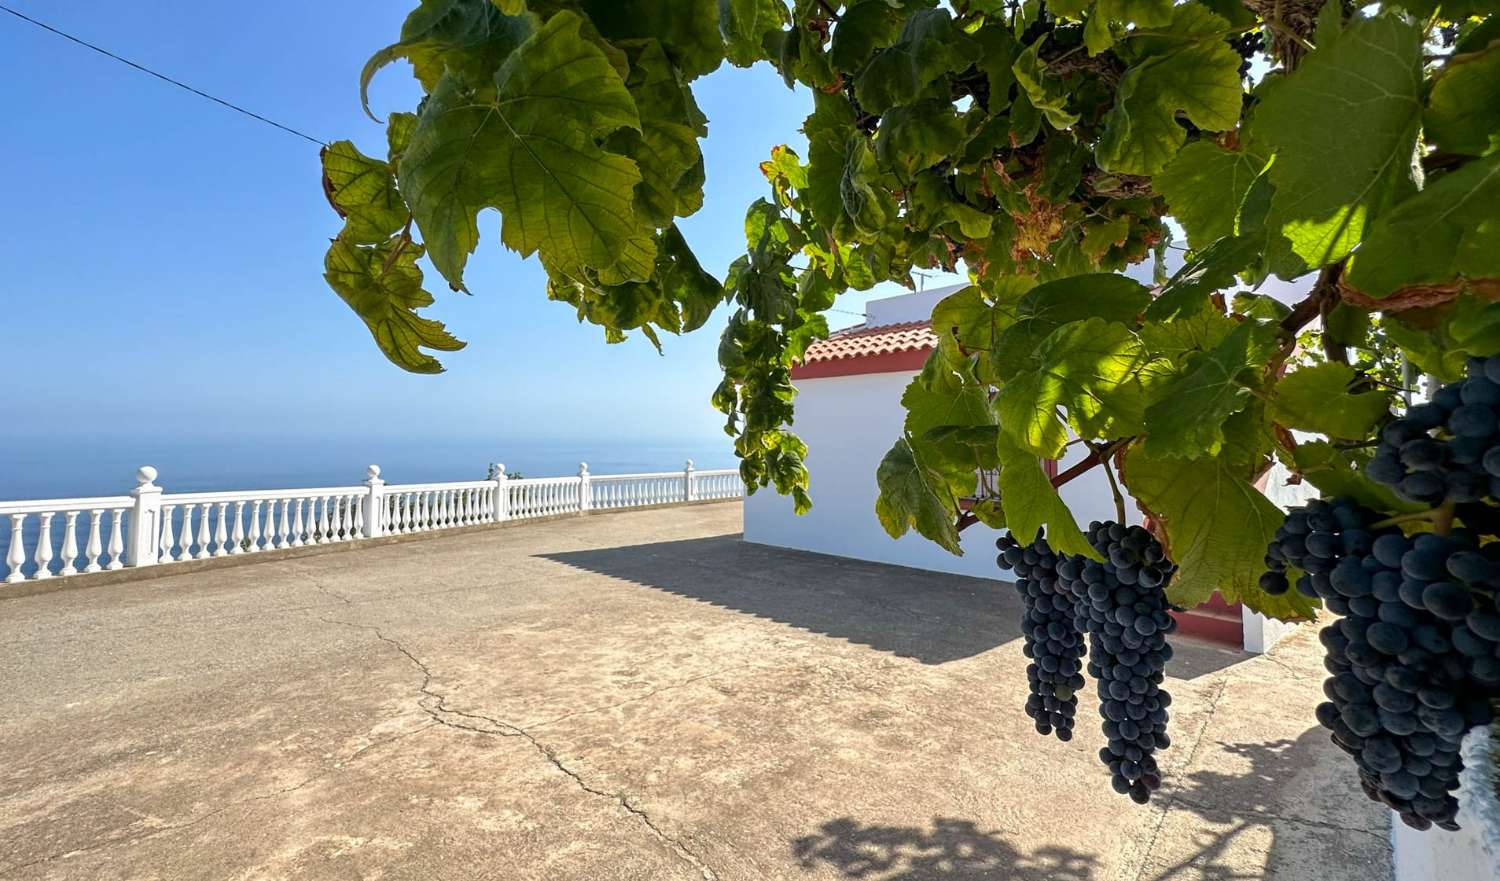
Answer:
493, 464, 509, 522
684, 459, 696, 502
578, 462, 591, 513
125, 466, 163, 568
364, 465, 385, 538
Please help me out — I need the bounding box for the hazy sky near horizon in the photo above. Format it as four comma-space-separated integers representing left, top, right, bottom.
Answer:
2, 1, 954, 446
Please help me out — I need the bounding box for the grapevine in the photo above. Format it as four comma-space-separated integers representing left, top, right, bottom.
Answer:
328, 0, 1500, 825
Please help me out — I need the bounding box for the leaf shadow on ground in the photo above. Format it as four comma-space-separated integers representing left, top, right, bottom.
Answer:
790, 816, 1098, 881
540, 534, 1249, 675
1137, 725, 1390, 881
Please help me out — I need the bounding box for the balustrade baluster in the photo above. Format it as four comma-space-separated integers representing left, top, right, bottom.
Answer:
352, 494, 364, 538
59, 511, 80, 576
107, 510, 125, 570
32, 512, 55, 579
249, 500, 264, 551
209, 502, 228, 557
272, 500, 288, 548
84, 509, 105, 573
229, 502, 245, 554
158, 504, 176, 563
176, 504, 195, 561
5, 514, 26, 583
318, 496, 332, 543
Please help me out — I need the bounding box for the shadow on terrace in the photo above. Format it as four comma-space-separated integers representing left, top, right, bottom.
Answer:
541, 533, 1249, 675
791, 816, 1098, 881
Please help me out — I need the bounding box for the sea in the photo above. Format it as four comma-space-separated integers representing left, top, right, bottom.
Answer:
0, 435, 739, 502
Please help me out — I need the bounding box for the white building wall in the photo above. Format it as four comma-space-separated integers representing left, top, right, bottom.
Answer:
742, 369, 1131, 580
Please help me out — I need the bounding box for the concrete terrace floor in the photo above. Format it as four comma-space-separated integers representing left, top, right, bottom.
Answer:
0, 502, 1392, 881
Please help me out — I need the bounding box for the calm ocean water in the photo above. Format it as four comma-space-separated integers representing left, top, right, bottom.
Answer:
0, 436, 739, 501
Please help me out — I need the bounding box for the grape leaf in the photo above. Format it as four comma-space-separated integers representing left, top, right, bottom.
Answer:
324, 236, 465, 374
996, 432, 1098, 559
1426, 42, 1500, 157
1270, 363, 1391, 440
996, 318, 1151, 457
1139, 309, 1236, 363
1095, 5, 1243, 176
1285, 440, 1422, 515
1124, 448, 1317, 620
876, 100, 966, 179
853, 9, 979, 115
992, 274, 1151, 375
1343, 153, 1500, 299
321, 141, 408, 245
830, 0, 907, 70
804, 93, 860, 241
362, 0, 537, 115
1155, 141, 1268, 250
400, 11, 655, 290
719, 0, 787, 67
1012, 39, 1079, 129
609, 40, 708, 227
1142, 234, 1260, 321
875, 435, 963, 554
1254, 14, 1424, 270
1143, 317, 1279, 458
901, 372, 996, 439
579, 0, 724, 78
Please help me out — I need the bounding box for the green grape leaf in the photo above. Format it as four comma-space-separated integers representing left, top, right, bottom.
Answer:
1270, 363, 1391, 440
1076, 0, 1176, 54
493, 0, 525, 12
804, 93, 859, 241
830, 0, 907, 70
1080, 216, 1131, 261
400, 11, 655, 290
1155, 141, 1268, 250
1096, 5, 1242, 176
1285, 440, 1423, 515
1012, 39, 1079, 129
386, 112, 419, 162
1143, 317, 1279, 458
854, 9, 979, 115
996, 432, 1098, 559
876, 100, 966, 179
321, 141, 408, 245
972, 23, 1019, 113
992, 274, 1152, 375
610, 40, 708, 227
841, 138, 898, 237
901, 372, 996, 439
996, 318, 1151, 457
579, 0, 724, 78
1142, 234, 1260, 321
362, 0, 537, 116
1426, 42, 1500, 157
875, 436, 963, 554
719, 0, 787, 67
1124, 448, 1318, 620
324, 236, 465, 374
1254, 14, 1424, 269
1343, 153, 1500, 299
1139, 309, 1237, 364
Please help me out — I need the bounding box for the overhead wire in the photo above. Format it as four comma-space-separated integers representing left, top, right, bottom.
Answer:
0, 3, 328, 147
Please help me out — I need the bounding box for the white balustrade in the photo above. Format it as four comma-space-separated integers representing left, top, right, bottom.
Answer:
0, 461, 743, 586
0, 497, 133, 583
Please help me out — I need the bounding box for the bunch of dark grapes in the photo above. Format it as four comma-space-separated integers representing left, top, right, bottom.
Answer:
1263, 497, 1500, 829
1064, 521, 1178, 804
1366, 357, 1500, 506
997, 532, 1088, 742
1227, 29, 1265, 79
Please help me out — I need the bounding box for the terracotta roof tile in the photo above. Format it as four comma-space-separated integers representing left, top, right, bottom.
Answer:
801, 320, 937, 364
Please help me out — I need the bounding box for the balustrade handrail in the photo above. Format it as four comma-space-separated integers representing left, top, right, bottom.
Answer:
0, 496, 133, 515
1, 459, 744, 586
381, 480, 496, 492
162, 486, 366, 504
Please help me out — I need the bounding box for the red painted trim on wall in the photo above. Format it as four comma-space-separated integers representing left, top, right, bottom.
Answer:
791, 346, 934, 379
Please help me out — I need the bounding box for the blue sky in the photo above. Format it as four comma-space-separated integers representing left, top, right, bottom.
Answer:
2, 0, 948, 451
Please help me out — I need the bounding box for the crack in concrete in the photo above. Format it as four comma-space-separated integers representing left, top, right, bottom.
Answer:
529, 663, 755, 731
321, 616, 719, 881
0, 721, 436, 875
1165, 794, 1388, 841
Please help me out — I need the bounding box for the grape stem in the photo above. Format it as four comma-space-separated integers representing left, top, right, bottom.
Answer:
1094, 441, 1128, 523
1369, 501, 1458, 533
1432, 500, 1456, 537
